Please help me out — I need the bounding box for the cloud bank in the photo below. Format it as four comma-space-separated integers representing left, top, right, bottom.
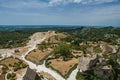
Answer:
0, 0, 118, 9
0, 0, 120, 26
48, 0, 117, 6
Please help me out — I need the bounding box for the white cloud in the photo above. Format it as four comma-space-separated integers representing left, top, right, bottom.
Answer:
0, 0, 48, 9
48, 0, 117, 6
87, 0, 116, 4
48, 0, 81, 6
0, 0, 118, 8
73, 0, 82, 3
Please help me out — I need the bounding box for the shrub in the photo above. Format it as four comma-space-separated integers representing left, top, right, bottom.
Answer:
21, 63, 27, 68
7, 73, 11, 79
52, 43, 72, 60
2, 66, 8, 73
11, 73, 16, 78
7, 73, 16, 79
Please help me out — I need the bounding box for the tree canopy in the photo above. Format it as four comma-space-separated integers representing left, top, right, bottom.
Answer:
52, 43, 72, 60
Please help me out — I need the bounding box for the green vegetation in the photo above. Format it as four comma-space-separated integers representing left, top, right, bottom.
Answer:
76, 72, 85, 80
93, 45, 102, 53
76, 72, 100, 80
39, 44, 47, 51
0, 27, 119, 49
38, 42, 51, 51
13, 61, 27, 71
52, 43, 73, 61
62, 27, 120, 46
0, 26, 119, 80
2, 65, 8, 73
39, 74, 44, 79
108, 58, 120, 80
7, 73, 16, 80
0, 30, 33, 48
45, 58, 52, 67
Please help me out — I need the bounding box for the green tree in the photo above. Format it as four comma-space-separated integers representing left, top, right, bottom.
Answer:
7, 73, 11, 79
53, 43, 72, 60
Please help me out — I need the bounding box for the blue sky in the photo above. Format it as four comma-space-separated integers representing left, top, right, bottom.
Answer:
0, 0, 120, 26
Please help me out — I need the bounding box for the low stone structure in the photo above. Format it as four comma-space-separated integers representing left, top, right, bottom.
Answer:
72, 50, 83, 57
23, 67, 41, 80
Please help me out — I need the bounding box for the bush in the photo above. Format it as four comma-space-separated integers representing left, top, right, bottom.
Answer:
76, 72, 85, 80
13, 62, 21, 71
2, 66, 8, 73
21, 63, 27, 68
93, 45, 102, 53
7, 73, 16, 79
13, 67, 18, 71
52, 43, 72, 60
7, 73, 11, 79
40, 75, 44, 79
76, 72, 100, 80
11, 73, 16, 78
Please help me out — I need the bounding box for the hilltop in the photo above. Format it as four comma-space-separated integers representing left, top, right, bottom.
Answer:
0, 26, 120, 80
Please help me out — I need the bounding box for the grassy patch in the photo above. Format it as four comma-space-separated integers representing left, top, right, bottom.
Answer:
26, 49, 50, 65
0, 57, 20, 67
76, 72, 85, 80
0, 57, 27, 72
93, 45, 102, 53
46, 58, 78, 78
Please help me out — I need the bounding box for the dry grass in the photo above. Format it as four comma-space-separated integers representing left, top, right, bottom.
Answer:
16, 68, 27, 76
104, 44, 113, 54
39, 71, 56, 80
48, 58, 78, 76
0, 74, 5, 80
13, 47, 28, 56
26, 49, 49, 64
44, 33, 67, 44
57, 33, 67, 39
0, 57, 20, 67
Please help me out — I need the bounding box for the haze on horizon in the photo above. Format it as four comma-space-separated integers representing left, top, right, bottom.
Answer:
0, 0, 120, 26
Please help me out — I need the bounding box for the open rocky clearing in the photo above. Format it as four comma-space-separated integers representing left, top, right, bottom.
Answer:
13, 47, 28, 57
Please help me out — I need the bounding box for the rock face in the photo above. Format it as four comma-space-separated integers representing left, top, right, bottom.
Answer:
78, 55, 96, 72
78, 45, 120, 80
117, 44, 120, 57
78, 54, 115, 80
23, 67, 41, 80
78, 57, 90, 72
104, 34, 118, 38
93, 68, 113, 80
27, 31, 55, 48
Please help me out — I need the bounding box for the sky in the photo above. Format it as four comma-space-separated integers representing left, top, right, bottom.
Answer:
0, 0, 120, 26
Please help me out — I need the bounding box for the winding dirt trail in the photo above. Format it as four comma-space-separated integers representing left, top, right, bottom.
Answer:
19, 32, 65, 80
0, 31, 77, 80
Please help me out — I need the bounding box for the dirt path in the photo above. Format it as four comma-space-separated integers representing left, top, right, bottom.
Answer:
67, 67, 78, 80
18, 32, 65, 80
0, 31, 77, 80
